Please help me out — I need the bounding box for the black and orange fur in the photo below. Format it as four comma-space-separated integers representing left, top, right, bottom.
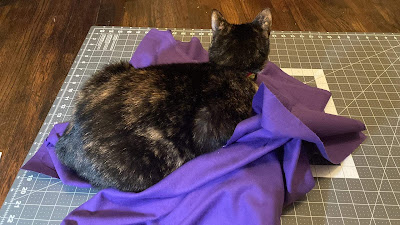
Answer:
55, 9, 272, 192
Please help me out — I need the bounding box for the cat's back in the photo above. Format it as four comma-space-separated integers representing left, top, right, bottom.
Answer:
75, 61, 256, 137
78, 61, 239, 114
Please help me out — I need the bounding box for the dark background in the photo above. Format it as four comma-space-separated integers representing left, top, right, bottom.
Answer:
0, 0, 399, 206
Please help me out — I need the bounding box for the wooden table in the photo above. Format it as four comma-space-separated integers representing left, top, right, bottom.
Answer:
0, 0, 399, 206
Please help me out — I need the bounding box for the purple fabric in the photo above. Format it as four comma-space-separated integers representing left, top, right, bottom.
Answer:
130, 29, 209, 68
22, 29, 366, 225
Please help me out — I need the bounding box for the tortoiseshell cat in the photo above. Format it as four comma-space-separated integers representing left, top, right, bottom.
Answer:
56, 9, 272, 192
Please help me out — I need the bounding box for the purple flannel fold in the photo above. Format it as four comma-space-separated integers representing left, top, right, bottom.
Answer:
22, 29, 366, 225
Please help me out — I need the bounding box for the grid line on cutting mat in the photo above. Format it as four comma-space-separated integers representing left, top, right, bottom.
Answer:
1, 26, 399, 225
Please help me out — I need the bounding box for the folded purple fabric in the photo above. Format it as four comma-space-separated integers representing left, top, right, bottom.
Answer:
22, 29, 366, 225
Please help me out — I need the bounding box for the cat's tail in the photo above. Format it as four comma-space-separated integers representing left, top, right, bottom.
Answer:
55, 122, 85, 171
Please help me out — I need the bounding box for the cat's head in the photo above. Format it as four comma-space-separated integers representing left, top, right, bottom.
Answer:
208, 8, 272, 73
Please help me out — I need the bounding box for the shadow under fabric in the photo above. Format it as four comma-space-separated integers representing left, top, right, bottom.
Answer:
22, 29, 366, 225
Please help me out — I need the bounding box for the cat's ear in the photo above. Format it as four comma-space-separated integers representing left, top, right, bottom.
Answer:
211, 9, 228, 32
253, 8, 272, 32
